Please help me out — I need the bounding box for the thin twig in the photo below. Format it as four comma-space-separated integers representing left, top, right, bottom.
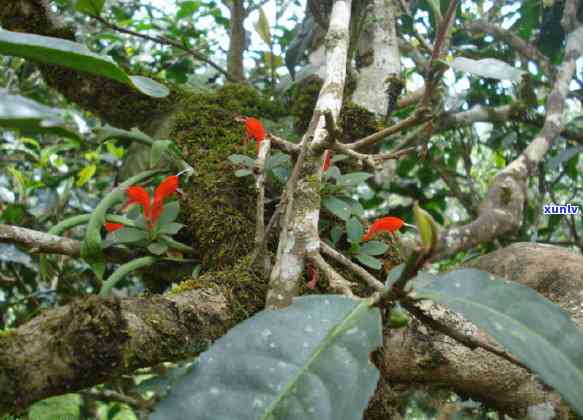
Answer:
266, 133, 300, 155
253, 139, 272, 275
401, 300, 530, 371
308, 252, 355, 297
91, 15, 232, 81
346, 111, 428, 150
320, 242, 385, 292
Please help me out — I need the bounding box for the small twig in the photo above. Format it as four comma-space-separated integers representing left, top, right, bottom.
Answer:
308, 252, 355, 297
401, 300, 530, 371
320, 242, 385, 292
253, 139, 272, 275
420, 0, 458, 109
266, 133, 300, 155
91, 15, 232, 81
346, 111, 428, 151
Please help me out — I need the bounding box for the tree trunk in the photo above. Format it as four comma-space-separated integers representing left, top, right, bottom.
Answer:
227, 0, 247, 82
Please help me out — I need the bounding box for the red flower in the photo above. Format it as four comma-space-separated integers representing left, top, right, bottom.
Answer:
150, 175, 179, 225
104, 222, 123, 232
362, 216, 404, 241
244, 117, 266, 152
322, 150, 332, 172
126, 186, 151, 219
123, 175, 179, 228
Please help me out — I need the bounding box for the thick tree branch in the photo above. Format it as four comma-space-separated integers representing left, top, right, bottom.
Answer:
265, 0, 353, 309
0, 289, 229, 415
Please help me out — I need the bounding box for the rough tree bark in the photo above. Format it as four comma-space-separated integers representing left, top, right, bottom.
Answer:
226, 0, 247, 82
351, 0, 401, 115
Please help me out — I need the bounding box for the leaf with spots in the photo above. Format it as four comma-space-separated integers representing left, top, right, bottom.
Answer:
411, 269, 583, 416
151, 296, 382, 420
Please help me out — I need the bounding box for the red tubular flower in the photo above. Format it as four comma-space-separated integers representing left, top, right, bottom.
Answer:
126, 186, 151, 219
150, 175, 179, 225
104, 222, 123, 232
322, 150, 332, 172
123, 175, 179, 228
362, 216, 404, 241
244, 117, 266, 152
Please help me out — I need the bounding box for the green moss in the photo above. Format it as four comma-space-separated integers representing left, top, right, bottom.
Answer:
289, 76, 324, 133
501, 185, 513, 205
171, 256, 269, 328
339, 101, 382, 142
169, 84, 283, 269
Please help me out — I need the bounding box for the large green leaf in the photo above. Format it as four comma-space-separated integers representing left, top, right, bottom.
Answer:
0, 30, 169, 98
152, 295, 382, 420
0, 90, 81, 139
411, 268, 583, 415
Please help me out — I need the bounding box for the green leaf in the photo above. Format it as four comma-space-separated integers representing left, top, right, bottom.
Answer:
157, 201, 180, 226
160, 235, 192, 252
266, 153, 290, 169
414, 202, 438, 251
159, 222, 184, 235
355, 254, 382, 270
228, 154, 256, 167
329, 225, 343, 246
27, 394, 81, 420
385, 263, 404, 286
546, 146, 583, 170
76, 164, 96, 187
359, 241, 388, 256
75, 0, 105, 15
105, 141, 124, 158
346, 217, 364, 243
96, 125, 154, 146
388, 303, 410, 328
254, 8, 272, 46
148, 242, 169, 255
235, 169, 253, 177
322, 197, 351, 221
0, 30, 169, 98
112, 227, 149, 244
411, 268, 583, 416
176, 0, 200, 20
337, 172, 372, 187
0, 90, 81, 139
150, 140, 172, 168
151, 295, 382, 420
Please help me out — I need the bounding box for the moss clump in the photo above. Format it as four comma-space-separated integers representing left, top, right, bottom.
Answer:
289, 75, 324, 133
339, 100, 382, 142
170, 84, 281, 269
172, 256, 269, 328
